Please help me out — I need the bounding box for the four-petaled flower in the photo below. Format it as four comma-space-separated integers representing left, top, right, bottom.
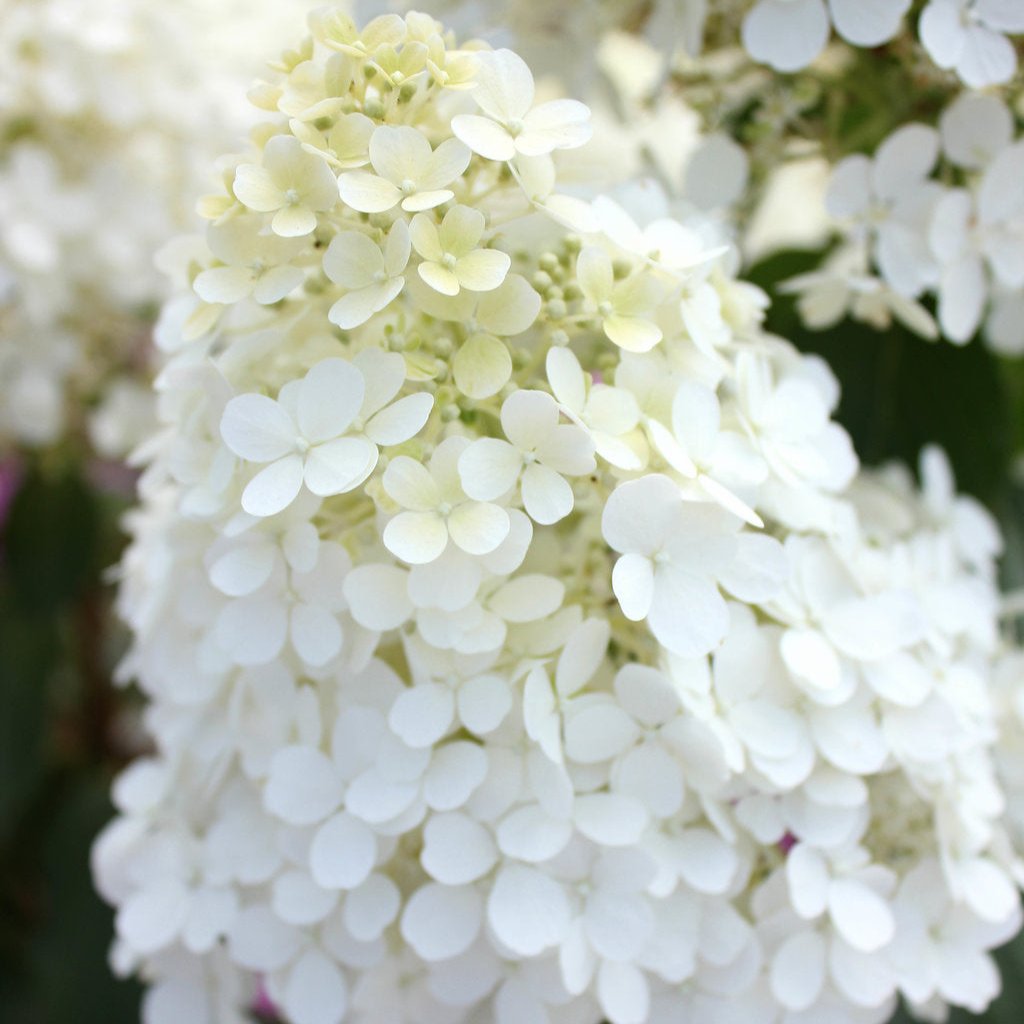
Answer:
338, 125, 470, 213
602, 474, 787, 657
458, 389, 596, 525
220, 353, 432, 517
382, 436, 511, 564
193, 217, 306, 306
233, 135, 340, 238
410, 205, 510, 296
452, 48, 592, 161
323, 220, 411, 329
577, 246, 665, 353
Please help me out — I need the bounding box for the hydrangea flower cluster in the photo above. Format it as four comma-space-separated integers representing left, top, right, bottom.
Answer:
95, 10, 1024, 1024
786, 93, 1024, 352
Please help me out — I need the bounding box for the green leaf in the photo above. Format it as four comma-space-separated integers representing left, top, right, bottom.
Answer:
29, 776, 142, 1024
0, 596, 57, 839
4, 468, 100, 615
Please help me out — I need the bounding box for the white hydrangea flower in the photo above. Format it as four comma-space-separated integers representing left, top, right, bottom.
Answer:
95, 12, 1024, 1024
194, 217, 307, 306
292, 111, 375, 169
451, 48, 592, 161
220, 354, 432, 516
458, 389, 596, 525
410, 205, 511, 296
577, 246, 665, 353
930, 140, 1024, 344
323, 219, 411, 328
233, 135, 340, 237
602, 474, 787, 656
382, 436, 511, 564
338, 125, 470, 212
825, 123, 943, 298
919, 0, 1024, 87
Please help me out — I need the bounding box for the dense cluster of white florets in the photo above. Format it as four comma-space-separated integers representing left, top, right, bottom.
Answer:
94, 10, 1024, 1024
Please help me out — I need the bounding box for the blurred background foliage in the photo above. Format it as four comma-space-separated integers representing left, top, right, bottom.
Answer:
2, 264, 1024, 1023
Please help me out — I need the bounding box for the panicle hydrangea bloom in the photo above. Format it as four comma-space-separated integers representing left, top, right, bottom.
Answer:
95, 10, 1024, 1024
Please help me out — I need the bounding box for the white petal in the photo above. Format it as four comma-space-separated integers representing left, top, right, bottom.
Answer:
328, 280, 403, 329
521, 463, 574, 524
648, 568, 729, 658
281, 949, 348, 1024
221, 393, 296, 462
194, 265, 255, 304
457, 674, 512, 736
496, 805, 572, 862
304, 437, 377, 496
828, 879, 895, 952
338, 171, 401, 212
823, 591, 926, 660
448, 501, 510, 555
116, 879, 188, 955
453, 332, 513, 400
291, 602, 343, 666
264, 745, 343, 826
209, 542, 275, 597
344, 874, 400, 940
473, 48, 534, 120
310, 812, 377, 890
771, 929, 825, 1011
487, 864, 570, 956
574, 792, 648, 846
451, 114, 516, 161
489, 574, 564, 622
564, 703, 639, 764
363, 392, 434, 446
383, 511, 449, 564
322, 231, 383, 289
786, 844, 830, 918
719, 533, 787, 602
421, 811, 497, 884
597, 959, 649, 1024
401, 883, 483, 961
829, 0, 909, 46
388, 683, 455, 747
215, 596, 288, 664
423, 741, 488, 810
382, 455, 439, 510
297, 358, 364, 443
458, 438, 521, 501
556, 617, 610, 696
477, 274, 542, 335
456, 249, 511, 292
272, 869, 338, 925
742, 0, 830, 72
585, 890, 654, 963
242, 455, 305, 517
957, 23, 1017, 88
227, 906, 300, 971
611, 554, 655, 621
781, 628, 842, 693
343, 564, 412, 631
675, 829, 738, 894
871, 124, 940, 201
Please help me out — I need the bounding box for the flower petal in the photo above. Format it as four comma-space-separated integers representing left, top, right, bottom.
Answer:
304, 437, 378, 496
